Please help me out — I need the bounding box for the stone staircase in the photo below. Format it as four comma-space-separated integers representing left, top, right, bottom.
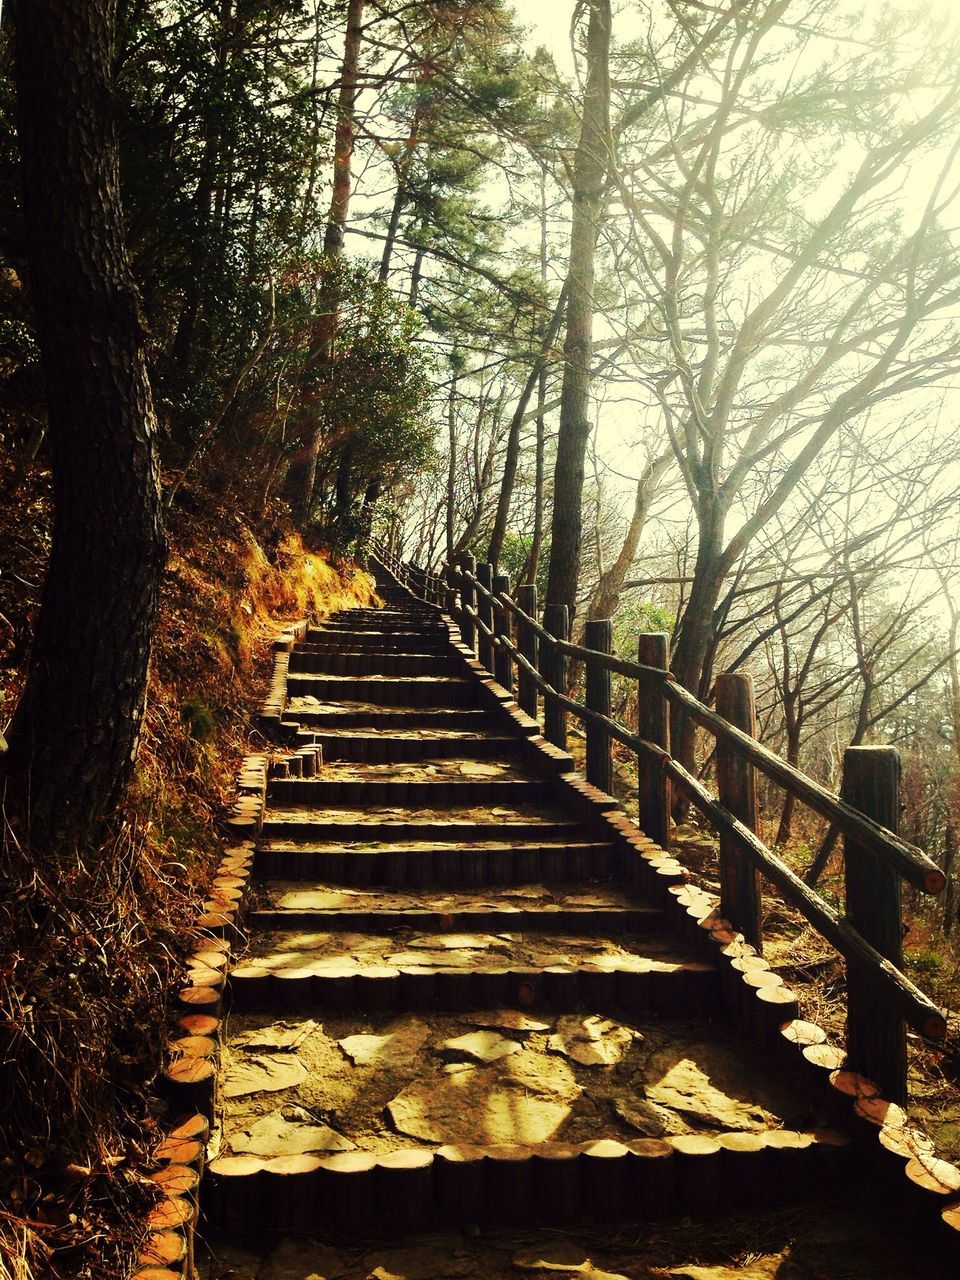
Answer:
202, 568, 853, 1245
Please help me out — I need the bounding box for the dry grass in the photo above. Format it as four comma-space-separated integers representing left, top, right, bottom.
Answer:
0, 477, 374, 1280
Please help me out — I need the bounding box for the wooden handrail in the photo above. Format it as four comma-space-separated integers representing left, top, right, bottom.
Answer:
665, 754, 946, 1041
390, 549, 950, 1096
451, 560, 942, 897
666, 680, 944, 895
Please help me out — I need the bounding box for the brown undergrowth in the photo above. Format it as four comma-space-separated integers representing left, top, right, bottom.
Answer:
0, 473, 374, 1280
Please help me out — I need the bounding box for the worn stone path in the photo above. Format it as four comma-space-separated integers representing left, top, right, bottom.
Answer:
198, 564, 951, 1277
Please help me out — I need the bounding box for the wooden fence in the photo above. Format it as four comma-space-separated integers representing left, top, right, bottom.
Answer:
371, 542, 948, 1104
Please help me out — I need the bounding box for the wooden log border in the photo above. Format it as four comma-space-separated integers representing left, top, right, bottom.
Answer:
131, 608, 301, 1277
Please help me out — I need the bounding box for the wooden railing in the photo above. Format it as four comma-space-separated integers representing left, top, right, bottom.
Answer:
373, 543, 950, 1104
373, 541, 446, 607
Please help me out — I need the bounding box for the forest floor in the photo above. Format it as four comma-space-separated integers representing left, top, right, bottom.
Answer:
0, 466, 375, 1280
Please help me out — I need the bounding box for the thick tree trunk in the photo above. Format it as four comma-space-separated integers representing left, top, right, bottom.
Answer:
544, 0, 611, 617
4, 0, 166, 853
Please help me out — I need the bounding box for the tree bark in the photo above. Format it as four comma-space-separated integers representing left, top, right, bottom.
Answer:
522, 168, 551, 587
446, 375, 457, 558
584, 450, 670, 623
4, 0, 167, 853
299, 0, 365, 523
487, 281, 568, 568
669, 498, 727, 778
544, 0, 611, 617
168, 0, 231, 380
520, 370, 547, 585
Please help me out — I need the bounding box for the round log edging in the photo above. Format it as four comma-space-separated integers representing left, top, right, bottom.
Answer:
257, 618, 310, 733
135, 620, 304, 1276
441, 617, 960, 1265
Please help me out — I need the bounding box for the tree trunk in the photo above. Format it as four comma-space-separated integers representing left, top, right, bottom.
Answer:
409, 245, 425, 309
520, 371, 546, 585
299, 0, 364, 523
522, 170, 550, 587
487, 282, 568, 568
380, 102, 426, 282
944, 822, 957, 936
4, 0, 167, 853
669, 500, 727, 779
446, 376, 457, 558
297, 0, 327, 242
544, 0, 611, 617
775, 718, 802, 846
584, 451, 670, 623
169, 0, 231, 379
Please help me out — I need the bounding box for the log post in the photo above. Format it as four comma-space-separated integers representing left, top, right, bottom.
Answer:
444, 559, 459, 620
476, 561, 494, 673
543, 604, 569, 751
459, 554, 476, 653
842, 746, 907, 1104
637, 633, 670, 848
493, 573, 514, 694
716, 672, 762, 951
584, 619, 613, 794
516, 584, 539, 720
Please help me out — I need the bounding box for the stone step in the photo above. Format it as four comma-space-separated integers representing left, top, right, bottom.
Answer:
229, 928, 719, 1015
283, 707, 510, 732
254, 837, 620, 885
214, 596, 870, 1257
260, 803, 591, 842
285, 673, 480, 708
204, 1130, 850, 1237
299, 635, 449, 653
297, 730, 522, 764
289, 650, 461, 677
313, 615, 442, 632
266, 775, 550, 808
249, 882, 661, 932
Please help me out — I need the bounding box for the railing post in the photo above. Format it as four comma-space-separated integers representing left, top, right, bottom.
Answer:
476, 562, 494, 673
516, 584, 539, 721
637, 633, 670, 848
842, 746, 907, 1103
715, 672, 762, 950
584, 619, 613, 794
542, 603, 569, 751
459, 554, 476, 653
493, 573, 513, 694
